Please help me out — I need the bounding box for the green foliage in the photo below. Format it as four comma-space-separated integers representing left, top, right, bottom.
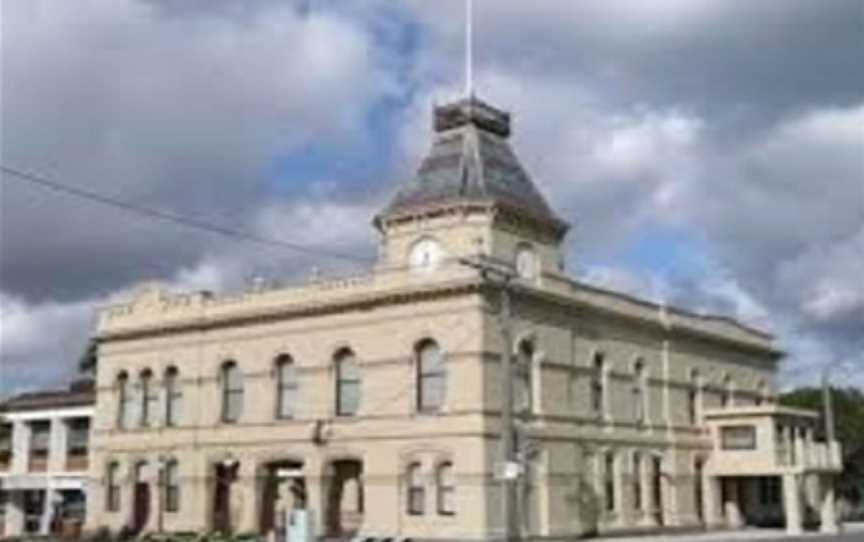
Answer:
780, 386, 864, 469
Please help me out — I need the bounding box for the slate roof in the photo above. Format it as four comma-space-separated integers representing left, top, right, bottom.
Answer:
0, 380, 94, 413
379, 96, 569, 236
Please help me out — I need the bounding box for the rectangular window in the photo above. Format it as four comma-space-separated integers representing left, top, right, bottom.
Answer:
29, 422, 50, 471
721, 426, 757, 450
0, 423, 12, 471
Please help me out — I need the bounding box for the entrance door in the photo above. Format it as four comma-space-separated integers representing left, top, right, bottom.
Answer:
213, 463, 237, 534
326, 460, 363, 536
259, 461, 305, 534
132, 462, 150, 533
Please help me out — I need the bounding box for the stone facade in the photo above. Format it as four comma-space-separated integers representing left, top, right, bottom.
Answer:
84, 97, 837, 540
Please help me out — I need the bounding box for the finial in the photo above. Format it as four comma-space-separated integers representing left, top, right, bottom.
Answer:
465, 0, 474, 98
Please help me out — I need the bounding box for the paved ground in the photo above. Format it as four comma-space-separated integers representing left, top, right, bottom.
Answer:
600, 523, 864, 542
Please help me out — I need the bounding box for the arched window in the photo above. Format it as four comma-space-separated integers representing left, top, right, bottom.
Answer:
755, 380, 767, 406
604, 451, 616, 512
406, 462, 424, 515
591, 352, 606, 416
164, 367, 182, 427
116, 372, 132, 430
106, 462, 121, 512
165, 459, 180, 512
335, 349, 361, 417
417, 340, 446, 413
275, 355, 298, 419
515, 340, 534, 416
633, 452, 643, 512
721, 375, 733, 408
140, 369, 158, 427
688, 370, 701, 426
437, 462, 455, 516
221, 361, 244, 423
633, 360, 647, 424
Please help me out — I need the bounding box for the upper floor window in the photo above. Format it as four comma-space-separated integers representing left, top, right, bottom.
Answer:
632, 360, 647, 424
688, 370, 701, 426
417, 340, 446, 413
67, 418, 89, 456
164, 367, 182, 427
29, 421, 50, 460
515, 340, 534, 416
221, 361, 244, 423
721, 375, 733, 408
165, 459, 180, 512
140, 369, 158, 427
106, 462, 121, 512
755, 380, 767, 406
407, 462, 424, 515
437, 461, 456, 516
0, 423, 12, 470
591, 352, 606, 416
276, 355, 299, 419
335, 349, 361, 417
116, 372, 133, 429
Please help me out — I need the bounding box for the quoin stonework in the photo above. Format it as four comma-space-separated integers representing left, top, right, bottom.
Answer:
81, 97, 842, 540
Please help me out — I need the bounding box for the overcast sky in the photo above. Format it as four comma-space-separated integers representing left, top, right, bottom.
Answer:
1, 0, 862, 396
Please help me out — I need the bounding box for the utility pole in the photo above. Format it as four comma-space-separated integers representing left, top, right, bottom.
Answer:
822, 369, 836, 443
460, 254, 519, 541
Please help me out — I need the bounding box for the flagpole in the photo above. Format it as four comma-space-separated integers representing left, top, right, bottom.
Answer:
466, 0, 474, 97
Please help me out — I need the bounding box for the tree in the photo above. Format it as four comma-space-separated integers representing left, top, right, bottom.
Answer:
780, 386, 864, 467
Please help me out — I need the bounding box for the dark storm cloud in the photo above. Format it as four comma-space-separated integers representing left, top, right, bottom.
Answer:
1, 0, 395, 303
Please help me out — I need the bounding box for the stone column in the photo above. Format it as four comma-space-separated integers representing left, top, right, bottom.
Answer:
236, 459, 260, 533
819, 474, 840, 534
48, 418, 66, 472
783, 473, 803, 535
39, 487, 56, 535
5, 491, 26, 537
638, 458, 657, 528
724, 479, 744, 529
703, 476, 724, 529
11, 422, 30, 473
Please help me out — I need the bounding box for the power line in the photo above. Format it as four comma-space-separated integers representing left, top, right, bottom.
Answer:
0, 164, 371, 264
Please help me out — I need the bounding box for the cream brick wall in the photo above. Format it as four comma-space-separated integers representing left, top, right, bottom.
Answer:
88, 214, 781, 540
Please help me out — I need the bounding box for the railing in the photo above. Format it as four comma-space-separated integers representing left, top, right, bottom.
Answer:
66, 452, 89, 472
28, 454, 48, 472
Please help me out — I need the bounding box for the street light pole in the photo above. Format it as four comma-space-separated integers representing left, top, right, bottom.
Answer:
459, 255, 519, 541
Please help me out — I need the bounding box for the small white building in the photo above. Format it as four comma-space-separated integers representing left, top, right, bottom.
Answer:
0, 381, 94, 538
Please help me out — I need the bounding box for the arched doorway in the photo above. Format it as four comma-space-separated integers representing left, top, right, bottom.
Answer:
325, 459, 363, 536
259, 460, 306, 535
131, 462, 150, 533
212, 461, 239, 534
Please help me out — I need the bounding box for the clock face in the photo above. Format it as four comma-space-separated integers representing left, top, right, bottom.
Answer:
409, 238, 443, 272
515, 246, 538, 279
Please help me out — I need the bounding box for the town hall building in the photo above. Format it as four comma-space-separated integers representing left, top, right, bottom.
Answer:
84, 97, 841, 540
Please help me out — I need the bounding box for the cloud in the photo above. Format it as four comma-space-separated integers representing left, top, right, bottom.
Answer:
1, 0, 396, 302
1, 0, 861, 395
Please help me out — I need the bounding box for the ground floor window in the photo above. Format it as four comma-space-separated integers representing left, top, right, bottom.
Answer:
437, 462, 455, 516
407, 463, 424, 515
165, 460, 180, 513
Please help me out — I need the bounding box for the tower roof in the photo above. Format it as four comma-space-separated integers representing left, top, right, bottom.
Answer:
377, 96, 569, 237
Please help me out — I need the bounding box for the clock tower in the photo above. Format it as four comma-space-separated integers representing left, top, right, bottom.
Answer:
374, 96, 570, 280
